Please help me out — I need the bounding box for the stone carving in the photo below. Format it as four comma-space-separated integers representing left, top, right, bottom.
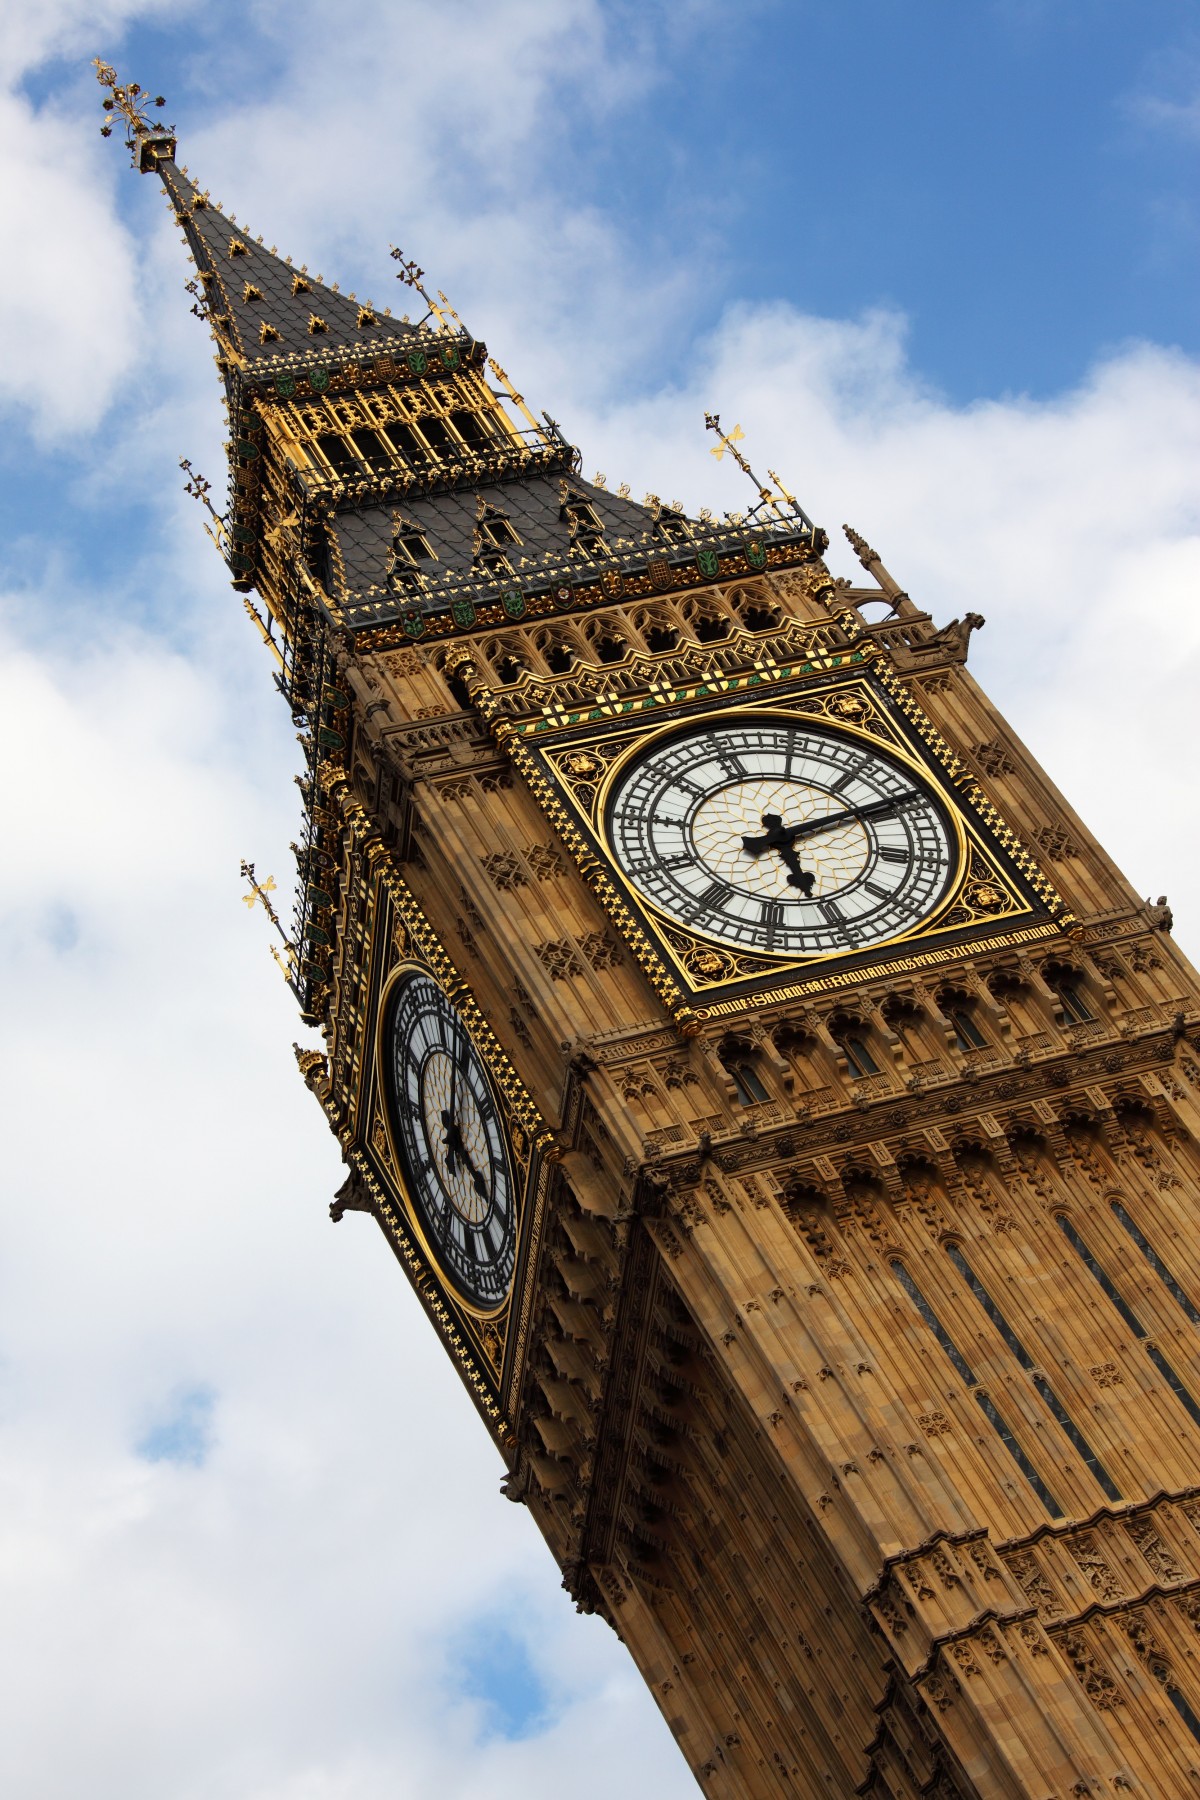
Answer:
1005, 1552, 1065, 1620
535, 938, 584, 981
1067, 1533, 1125, 1602
526, 842, 566, 879
973, 740, 1015, 778
1127, 1520, 1184, 1584
1060, 1634, 1124, 1710
580, 930, 625, 970
482, 850, 528, 890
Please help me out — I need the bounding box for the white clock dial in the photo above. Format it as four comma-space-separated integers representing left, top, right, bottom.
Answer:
604, 716, 956, 958
383, 971, 516, 1310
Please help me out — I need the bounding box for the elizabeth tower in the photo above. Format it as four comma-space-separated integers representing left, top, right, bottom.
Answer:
103, 67, 1200, 1798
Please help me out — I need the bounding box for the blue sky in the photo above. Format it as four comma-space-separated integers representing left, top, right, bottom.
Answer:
2, 4, 1199, 1797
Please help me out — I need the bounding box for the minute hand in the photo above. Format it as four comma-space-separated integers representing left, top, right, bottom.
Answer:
788, 792, 919, 843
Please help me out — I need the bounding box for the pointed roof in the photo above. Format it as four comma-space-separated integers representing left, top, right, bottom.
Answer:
158, 160, 421, 371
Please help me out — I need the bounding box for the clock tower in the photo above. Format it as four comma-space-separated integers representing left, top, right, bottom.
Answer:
104, 67, 1200, 1799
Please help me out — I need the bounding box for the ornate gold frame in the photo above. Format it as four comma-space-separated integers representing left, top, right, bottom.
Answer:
480, 665, 1071, 1024
373, 959, 522, 1324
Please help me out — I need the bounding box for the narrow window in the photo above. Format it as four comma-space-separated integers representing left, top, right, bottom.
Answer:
1057, 1216, 1200, 1430
950, 1007, 987, 1050
316, 432, 358, 479
1110, 1200, 1200, 1326
842, 1034, 879, 1078
350, 427, 396, 475
946, 1243, 1121, 1503
730, 1061, 769, 1105
419, 415, 456, 459
448, 408, 493, 452
1049, 967, 1094, 1023
1166, 1680, 1200, 1747
890, 1259, 1062, 1516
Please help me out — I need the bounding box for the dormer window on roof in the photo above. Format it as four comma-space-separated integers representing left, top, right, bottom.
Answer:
391, 521, 437, 565
243, 283, 263, 303
292, 273, 310, 295
562, 490, 605, 553
654, 506, 691, 544
475, 505, 521, 574
308, 314, 328, 335
228, 237, 248, 257
388, 520, 437, 593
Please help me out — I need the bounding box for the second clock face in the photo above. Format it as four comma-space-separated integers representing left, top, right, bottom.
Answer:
605, 715, 957, 959
383, 970, 517, 1311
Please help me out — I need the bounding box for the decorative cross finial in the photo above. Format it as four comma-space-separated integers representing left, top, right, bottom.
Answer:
704, 412, 776, 510
240, 860, 297, 983
180, 458, 228, 557
94, 60, 175, 169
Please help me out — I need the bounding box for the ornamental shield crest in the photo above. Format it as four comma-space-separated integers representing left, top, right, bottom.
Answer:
649, 557, 672, 590
744, 539, 767, 571
502, 589, 526, 619
451, 598, 477, 628
696, 547, 719, 578
402, 608, 426, 639
309, 367, 330, 393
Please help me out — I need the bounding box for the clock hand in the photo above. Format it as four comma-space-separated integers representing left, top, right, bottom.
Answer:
441, 1116, 491, 1203
440, 1107, 457, 1175
786, 791, 920, 844
740, 813, 816, 895
440, 1032, 472, 1174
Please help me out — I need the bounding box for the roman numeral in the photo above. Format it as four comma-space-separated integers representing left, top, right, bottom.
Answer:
759, 898, 783, 948
879, 846, 909, 864
864, 880, 892, 900
690, 878, 731, 917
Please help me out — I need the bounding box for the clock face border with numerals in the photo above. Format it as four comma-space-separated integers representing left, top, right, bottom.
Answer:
601, 709, 964, 962
516, 669, 1063, 1002
378, 964, 519, 1316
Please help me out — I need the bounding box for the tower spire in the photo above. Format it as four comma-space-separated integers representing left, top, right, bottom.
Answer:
95, 58, 425, 378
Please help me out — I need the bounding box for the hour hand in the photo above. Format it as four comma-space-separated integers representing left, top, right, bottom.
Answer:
742, 812, 784, 857
440, 1108, 458, 1173
777, 842, 816, 896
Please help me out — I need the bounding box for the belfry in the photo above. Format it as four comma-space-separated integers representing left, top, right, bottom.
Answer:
102, 65, 1200, 1798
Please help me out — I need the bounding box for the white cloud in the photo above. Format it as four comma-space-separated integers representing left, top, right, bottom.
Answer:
3, 2, 1200, 1796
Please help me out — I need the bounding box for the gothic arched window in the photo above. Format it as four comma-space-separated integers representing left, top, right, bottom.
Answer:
829, 1014, 880, 1078
1043, 960, 1094, 1024
718, 1035, 770, 1105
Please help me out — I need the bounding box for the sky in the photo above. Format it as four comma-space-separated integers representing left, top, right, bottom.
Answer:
2, 3, 1199, 1795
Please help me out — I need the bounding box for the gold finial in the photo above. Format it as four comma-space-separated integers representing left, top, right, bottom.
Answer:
390, 248, 453, 329
94, 60, 174, 169
704, 412, 800, 523
179, 458, 228, 557
706, 418, 745, 463
240, 860, 297, 982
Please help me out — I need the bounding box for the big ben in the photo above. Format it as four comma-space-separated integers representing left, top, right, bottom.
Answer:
100, 62, 1200, 1798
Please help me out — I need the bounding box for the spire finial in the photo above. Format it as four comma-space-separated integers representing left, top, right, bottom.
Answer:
94, 60, 176, 170
704, 413, 808, 528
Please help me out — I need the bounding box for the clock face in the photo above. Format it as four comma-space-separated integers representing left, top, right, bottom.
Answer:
382, 970, 517, 1311
605, 715, 957, 959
